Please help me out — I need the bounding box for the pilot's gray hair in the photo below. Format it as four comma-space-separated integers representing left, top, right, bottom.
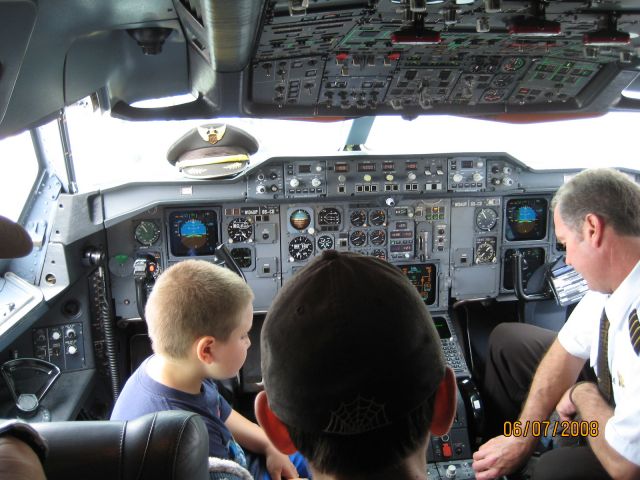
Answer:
551, 168, 640, 237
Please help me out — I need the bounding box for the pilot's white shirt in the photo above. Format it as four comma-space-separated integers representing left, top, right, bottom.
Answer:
558, 260, 640, 466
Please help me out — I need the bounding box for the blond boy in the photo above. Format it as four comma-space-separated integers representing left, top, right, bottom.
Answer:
111, 260, 308, 479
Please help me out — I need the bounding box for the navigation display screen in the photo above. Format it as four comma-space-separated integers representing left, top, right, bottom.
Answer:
505, 198, 548, 241
169, 210, 218, 257
432, 316, 452, 339
399, 263, 437, 305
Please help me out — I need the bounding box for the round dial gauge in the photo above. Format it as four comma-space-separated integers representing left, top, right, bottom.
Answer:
317, 235, 334, 250
289, 236, 314, 261
476, 208, 498, 231
369, 229, 386, 246
134, 220, 161, 246
475, 240, 496, 264
230, 247, 252, 268
318, 207, 341, 226
350, 230, 367, 247
290, 209, 311, 231
372, 249, 387, 260
369, 209, 386, 226
350, 209, 367, 227
227, 217, 253, 242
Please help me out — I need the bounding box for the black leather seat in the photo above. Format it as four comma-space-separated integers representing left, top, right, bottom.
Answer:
32, 410, 209, 480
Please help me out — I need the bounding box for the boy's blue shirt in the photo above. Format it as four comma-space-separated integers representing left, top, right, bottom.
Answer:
111, 355, 311, 479
111, 355, 243, 462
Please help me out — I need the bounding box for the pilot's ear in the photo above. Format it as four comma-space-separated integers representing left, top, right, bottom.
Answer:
254, 391, 297, 454
429, 366, 457, 436
584, 213, 605, 247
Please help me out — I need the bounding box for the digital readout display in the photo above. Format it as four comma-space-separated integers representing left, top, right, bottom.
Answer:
505, 198, 548, 241
357, 163, 376, 172
169, 210, 218, 257
432, 316, 452, 339
399, 263, 437, 305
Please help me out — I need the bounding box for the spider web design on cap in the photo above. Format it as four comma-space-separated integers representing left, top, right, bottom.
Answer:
323, 396, 391, 435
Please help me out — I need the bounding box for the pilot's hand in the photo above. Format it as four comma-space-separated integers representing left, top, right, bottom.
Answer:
265, 444, 299, 479
472, 435, 535, 480
555, 385, 577, 422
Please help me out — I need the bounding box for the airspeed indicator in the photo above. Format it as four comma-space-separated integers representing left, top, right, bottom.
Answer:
134, 220, 161, 246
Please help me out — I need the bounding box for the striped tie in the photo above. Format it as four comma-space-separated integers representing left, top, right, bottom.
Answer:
597, 309, 613, 404
630, 309, 640, 356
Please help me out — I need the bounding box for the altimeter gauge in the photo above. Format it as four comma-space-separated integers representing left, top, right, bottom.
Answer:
289, 236, 314, 261
475, 237, 497, 264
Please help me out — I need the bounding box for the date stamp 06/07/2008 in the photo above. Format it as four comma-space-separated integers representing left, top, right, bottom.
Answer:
503, 420, 599, 438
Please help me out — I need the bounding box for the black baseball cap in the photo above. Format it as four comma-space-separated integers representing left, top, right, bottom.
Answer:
261, 251, 445, 435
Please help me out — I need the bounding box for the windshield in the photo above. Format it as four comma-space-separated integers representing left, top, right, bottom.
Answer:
65, 98, 640, 192
366, 113, 639, 171
0, 131, 39, 221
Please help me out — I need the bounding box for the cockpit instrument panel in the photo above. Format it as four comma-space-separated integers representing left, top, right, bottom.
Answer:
168, 210, 218, 257
399, 263, 437, 306
505, 198, 548, 241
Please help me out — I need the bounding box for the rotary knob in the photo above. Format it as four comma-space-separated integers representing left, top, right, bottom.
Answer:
338, 175, 346, 183
67, 345, 78, 355
407, 172, 417, 181
289, 178, 300, 188
452, 173, 463, 183
385, 174, 394, 182
445, 464, 457, 478
311, 178, 322, 188
473, 172, 483, 182
51, 331, 61, 341
363, 174, 372, 182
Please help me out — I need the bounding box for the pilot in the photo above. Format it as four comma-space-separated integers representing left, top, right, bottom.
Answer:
473, 168, 640, 480
254, 250, 458, 480
0, 215, 47, 480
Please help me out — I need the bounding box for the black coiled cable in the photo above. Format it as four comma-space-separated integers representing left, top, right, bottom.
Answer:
93, 266, 120, 401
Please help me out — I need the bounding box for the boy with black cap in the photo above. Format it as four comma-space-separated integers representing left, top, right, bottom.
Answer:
255, 251, 457, 480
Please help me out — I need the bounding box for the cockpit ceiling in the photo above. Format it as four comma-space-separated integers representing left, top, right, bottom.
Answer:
2, 0, 640, 138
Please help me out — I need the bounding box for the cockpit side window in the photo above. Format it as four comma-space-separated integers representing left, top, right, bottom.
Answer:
0, 131, 39, 222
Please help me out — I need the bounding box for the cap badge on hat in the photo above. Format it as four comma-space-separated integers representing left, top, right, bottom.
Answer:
197, 125, 227, 145
323, 396, 390, 435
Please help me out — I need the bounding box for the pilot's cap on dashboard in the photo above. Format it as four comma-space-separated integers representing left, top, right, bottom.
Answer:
166, 123, 259, 165
0, 215, 32, 259
261, 250, 445, 435
166, 124, 259, 179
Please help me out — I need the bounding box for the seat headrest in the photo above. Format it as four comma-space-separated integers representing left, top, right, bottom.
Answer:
33, 411, 209, 480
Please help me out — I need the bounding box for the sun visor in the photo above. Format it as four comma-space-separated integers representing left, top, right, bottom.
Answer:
167, 124, 258, 179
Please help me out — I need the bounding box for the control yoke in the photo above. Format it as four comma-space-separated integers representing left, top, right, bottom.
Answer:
511, 252, 588, 306
1, 358, 61, 419
214, 243, 246, 282
511, 250, 553, 302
